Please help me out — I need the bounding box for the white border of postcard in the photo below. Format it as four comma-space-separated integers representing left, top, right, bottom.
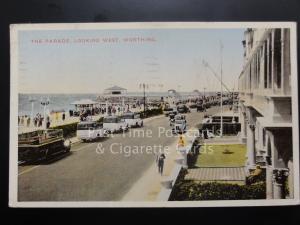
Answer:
9, 22, 300, 207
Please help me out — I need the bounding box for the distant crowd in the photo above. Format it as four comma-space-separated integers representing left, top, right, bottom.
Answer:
18, 112, 66, 128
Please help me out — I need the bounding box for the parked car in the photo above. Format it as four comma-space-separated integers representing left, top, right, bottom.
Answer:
177, 104, 190, 113
163, 107, 174, 117
175, 114, 186, 121
121, 112, 143, 128
103, 115, 129, 133
18, 129, 71, 163
172, 116, 187, 134
189, 103, 197, 109
77, 121, 106, 142
169, 112, 176, 126
196, 103, 205, 112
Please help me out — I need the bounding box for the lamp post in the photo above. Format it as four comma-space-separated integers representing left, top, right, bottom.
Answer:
139, 83, 148, 114
41, 97, 50, 129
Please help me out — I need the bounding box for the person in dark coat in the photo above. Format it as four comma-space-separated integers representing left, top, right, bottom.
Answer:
156, 153, 166, 176
62, 113, 65, 121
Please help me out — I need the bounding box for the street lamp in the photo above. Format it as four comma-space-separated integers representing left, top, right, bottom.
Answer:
139, 83, 149, 114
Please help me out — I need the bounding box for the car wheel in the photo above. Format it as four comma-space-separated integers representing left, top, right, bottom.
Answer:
65, 146, 71, 153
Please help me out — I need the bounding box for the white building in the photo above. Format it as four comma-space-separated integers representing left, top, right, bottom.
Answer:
103, 85, 127, 95
238, 28, 293, 199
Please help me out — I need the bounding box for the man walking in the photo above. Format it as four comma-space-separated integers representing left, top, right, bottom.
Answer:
156, 153, 166, 176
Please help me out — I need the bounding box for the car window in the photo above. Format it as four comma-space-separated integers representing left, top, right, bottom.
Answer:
104, 117, 118, 123
122, 114, 134, 119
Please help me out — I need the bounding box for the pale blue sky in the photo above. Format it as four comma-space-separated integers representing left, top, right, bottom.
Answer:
18, 28, 244, 93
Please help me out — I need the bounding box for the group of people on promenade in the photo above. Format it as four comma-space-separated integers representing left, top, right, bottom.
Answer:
77, 104, 139, 121
18, 111, 67, 129
18, 114, 44, 127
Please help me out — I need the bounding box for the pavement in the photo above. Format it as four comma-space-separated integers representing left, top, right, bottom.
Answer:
185, 167, 246, 182
18, 107, 221, 201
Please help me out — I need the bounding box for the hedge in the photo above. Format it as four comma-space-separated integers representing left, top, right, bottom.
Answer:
97, 117, 104, 123
169, 169, 266, 201
51, 122, 78, 138
140, 107, 163, 119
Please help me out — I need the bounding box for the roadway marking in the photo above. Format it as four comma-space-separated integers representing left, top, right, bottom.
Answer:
18, 165, 40, 176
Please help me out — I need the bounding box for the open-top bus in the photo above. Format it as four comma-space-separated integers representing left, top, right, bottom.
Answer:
18, 129, 71, 163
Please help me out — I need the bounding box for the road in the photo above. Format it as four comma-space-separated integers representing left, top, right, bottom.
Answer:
18, 107, 221, 201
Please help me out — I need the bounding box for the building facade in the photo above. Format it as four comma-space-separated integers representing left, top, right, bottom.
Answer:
238, 28, 293, 199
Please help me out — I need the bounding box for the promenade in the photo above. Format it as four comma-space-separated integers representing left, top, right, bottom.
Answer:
18, 105, 145, 134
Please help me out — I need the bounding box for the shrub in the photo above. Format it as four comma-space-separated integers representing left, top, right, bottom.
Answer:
169, 169, 266, 201
51, 122, 78, 138
97, 117, 104, 123
140, 107, 163, 118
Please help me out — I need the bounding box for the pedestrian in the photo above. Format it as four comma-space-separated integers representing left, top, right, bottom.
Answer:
62, 113, 65, 121
156, 153, 166, 176
178, 135, 186, 147
38, 117, 42, 127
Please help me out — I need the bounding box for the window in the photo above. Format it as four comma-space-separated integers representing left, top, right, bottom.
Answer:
274, 29, 282, 89
284, 28, 291, 94
103, 117, 120, 123
262, 128, 266, 147
122, 114, 134, 119
268, 33, 272, 88
264, 40, 268, 88
257, 50, 261, 88
249, 63, 252, 90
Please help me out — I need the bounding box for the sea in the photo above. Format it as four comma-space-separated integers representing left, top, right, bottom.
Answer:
18, 92, 214, 116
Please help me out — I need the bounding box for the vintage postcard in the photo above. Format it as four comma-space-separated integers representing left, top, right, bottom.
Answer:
9, 22, 299, 207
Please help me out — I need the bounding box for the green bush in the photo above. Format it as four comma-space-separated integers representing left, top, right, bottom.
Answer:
140, 107, 163, 118
169, 170, 266, 201
51, 122, 78, 138
97, 117, 104, 123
